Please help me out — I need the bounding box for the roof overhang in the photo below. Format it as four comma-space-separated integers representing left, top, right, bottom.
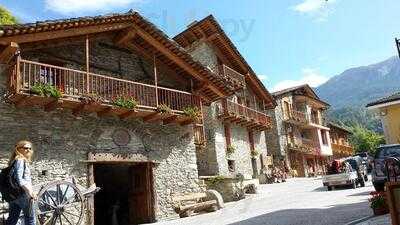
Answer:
173, 15, 276, 108
0, 11, 234, 103
366, 99, 400, 110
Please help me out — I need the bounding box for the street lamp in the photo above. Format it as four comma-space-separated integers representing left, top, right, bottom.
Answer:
395, 38, 400, 59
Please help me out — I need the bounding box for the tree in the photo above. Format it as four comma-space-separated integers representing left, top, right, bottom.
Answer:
0, 6, 18, 25
349, 125, 385, 155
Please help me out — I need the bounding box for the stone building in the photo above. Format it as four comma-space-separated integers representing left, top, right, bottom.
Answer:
174, 16, 276, 201
0, 11, 238, 224
328, 123, 354, 159
265, 85, 333, 177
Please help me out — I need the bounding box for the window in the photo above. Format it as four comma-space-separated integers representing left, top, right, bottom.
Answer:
228, 160, 236, 172
321, 130, 328, 145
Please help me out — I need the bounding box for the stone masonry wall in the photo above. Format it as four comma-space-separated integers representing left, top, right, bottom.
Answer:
0, 38, 203, 222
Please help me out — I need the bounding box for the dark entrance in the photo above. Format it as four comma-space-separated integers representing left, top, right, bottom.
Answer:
94, 163, 155, 225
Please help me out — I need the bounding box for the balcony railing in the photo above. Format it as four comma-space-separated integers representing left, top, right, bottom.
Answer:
285, 110, 308, 124
219, 64, 245, 88
331, 143, 354, 156
7, 57, 206, 144
218, 99, 272, 130
288, 137, 319, 154
9, 58, 201, 113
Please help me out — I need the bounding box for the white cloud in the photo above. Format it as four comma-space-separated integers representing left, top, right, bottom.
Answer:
257, 75, 269, 81
45, 0, 142, 15
292, 0, 337, 21
271, 68, 329, 92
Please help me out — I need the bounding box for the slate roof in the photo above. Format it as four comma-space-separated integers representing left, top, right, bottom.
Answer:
366, 92, 400, 107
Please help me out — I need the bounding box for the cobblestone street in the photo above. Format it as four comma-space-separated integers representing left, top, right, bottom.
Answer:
153, 178, 374, 225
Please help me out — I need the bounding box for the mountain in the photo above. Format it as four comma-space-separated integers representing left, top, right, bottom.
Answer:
316, 56, 400, 109
316, 56, 400, 133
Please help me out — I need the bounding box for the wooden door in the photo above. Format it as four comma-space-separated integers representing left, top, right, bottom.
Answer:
129, 163, 154, 224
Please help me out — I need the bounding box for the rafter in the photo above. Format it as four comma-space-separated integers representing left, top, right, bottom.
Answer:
0, 42, 19, 63
113, 28, 137, 45
131, 24, 225, 97
0, 23, 132, 45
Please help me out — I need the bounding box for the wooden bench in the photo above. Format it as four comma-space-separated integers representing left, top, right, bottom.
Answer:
172, 192, 219, 218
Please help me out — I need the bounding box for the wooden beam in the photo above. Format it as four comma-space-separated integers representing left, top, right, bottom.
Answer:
180, 118, 194, 126
0, 23, 132, 45
143, 112, 160, 122
0, 42, 18, 63
14, 95, 27, 108
131, 24, 225, 97
113, 28, 137, 45
119, 110, 137, 119
162, 115, 178, 125
44, 99, 63, 112
72, 103, 86, 116
124, 43, 188, 86
97, 106, 114, 117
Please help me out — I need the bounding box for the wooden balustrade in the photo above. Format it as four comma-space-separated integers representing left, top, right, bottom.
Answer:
331, 143, 354, 156
286, 110, 308, 124
219, 99, 271, 130
288, 137, 318, 154
219, 64, 245, 88
10, 58, 201, 112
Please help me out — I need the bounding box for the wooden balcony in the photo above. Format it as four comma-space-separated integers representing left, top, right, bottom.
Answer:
332, 143, 354, 157
6, 57, 206, 144
288, 138, 319, 154
218, 65, 245, 89
217, 99, 272, 131
284, 110, 308, 124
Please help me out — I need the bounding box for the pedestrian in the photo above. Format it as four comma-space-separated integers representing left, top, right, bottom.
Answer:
6, 140, 36, 225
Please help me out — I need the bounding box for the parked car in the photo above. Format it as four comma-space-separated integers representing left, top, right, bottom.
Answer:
372, 144, 400, 191
323, 160, 360, 191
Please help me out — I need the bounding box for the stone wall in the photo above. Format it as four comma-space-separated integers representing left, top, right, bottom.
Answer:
186, 41, 219, 74
0, 38, 203, 222
265, 94, 289, 164
21, 36, 187, 91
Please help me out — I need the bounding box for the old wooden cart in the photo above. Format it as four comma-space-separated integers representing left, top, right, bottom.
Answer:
32, 178, 99, 225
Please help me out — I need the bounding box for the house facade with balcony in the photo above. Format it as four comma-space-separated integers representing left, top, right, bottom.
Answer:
265, 85, 332, 177
174, 15, 276, 201
0, 11, 238, 224
328, 123, 354, 159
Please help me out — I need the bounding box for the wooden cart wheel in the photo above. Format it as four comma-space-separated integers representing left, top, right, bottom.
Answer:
36, 180, 84, 225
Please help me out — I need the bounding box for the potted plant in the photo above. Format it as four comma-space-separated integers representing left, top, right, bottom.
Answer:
183, 106, 201, 122
157, 104, 172, 114
226, 145, 236, 156
112, 96, 138, 110
30, 83, 62, 99
369, 191, 389, 215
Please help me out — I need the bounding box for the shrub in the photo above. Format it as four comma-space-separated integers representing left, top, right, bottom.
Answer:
369, 191, 387, 209
112, 96, 138, 109
30, 83, 62, 99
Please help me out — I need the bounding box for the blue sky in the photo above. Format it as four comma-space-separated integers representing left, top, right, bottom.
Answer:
1, 0, 400, 91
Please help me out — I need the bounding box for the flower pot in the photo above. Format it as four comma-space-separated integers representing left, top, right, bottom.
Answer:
373, 207, 389, 216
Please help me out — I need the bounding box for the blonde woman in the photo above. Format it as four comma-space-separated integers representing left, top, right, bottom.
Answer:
6, 140, 36, 225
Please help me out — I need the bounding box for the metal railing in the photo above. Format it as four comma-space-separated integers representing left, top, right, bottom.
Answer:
9, 58, 201, 112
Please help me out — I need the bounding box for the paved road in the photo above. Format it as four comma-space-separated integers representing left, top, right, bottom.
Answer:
153, 177, 374, 225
